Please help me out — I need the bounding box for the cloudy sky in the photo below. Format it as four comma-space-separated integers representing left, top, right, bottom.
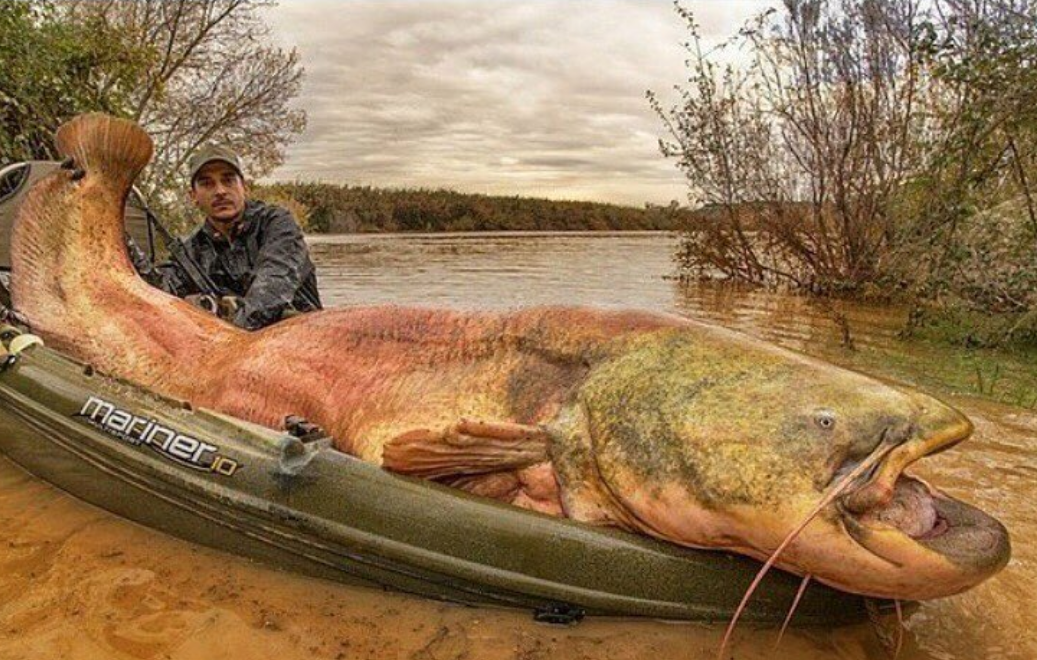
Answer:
265, 1, 773, 206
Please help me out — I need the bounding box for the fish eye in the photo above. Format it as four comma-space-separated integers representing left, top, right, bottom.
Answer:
815, 410, 836, 430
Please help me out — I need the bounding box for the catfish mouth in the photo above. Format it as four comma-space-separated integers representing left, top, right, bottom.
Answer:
841, 474, 1009, 574
824, 410, 1010, 593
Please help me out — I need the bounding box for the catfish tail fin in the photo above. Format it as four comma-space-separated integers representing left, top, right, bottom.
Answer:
55, 113, 153, 191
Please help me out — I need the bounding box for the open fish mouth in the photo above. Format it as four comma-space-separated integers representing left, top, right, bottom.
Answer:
828, 413, 1010, 588
842, 474, 1009, 570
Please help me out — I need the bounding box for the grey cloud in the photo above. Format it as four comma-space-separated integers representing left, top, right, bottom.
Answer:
266, 0, 774, 205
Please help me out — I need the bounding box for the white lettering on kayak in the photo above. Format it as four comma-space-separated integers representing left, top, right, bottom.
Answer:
77, 396, 240, 476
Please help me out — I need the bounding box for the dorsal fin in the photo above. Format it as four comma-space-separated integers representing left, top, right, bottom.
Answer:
55, 113, 153, 190
381, 418, 550, 479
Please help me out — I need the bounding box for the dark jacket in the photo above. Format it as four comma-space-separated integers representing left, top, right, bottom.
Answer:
132, 200, 322, 330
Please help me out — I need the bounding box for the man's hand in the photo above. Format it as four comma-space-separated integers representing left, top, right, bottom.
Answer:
185, 293, 219, 315
0, 308, 31, 328
218, 295, 243, 322
184, 294, 244, 325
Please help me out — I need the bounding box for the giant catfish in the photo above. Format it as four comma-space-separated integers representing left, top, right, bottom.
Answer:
10, 114, 1009, 603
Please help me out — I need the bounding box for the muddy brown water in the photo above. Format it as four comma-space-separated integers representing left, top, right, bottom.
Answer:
1, 231, 1033, 660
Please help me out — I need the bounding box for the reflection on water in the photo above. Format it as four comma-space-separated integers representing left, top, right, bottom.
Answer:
309, 231, 680, 311
0, 231, 1033, 660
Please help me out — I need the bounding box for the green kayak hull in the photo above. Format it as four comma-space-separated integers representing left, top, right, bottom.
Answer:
0, 338, 878, 625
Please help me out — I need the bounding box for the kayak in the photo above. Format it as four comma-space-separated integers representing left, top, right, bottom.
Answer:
0, 325, 878, 625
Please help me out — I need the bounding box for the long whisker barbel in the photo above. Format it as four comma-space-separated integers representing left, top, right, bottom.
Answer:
773, 574, 812, 651
716, 437, 900, 660
893, 599, 904, 659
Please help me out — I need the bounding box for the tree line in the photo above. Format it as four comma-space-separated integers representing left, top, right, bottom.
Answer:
251, 182, 685, 233
652, 0, 1037, 347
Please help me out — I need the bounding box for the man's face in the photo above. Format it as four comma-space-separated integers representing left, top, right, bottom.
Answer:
190, 161, 246, 224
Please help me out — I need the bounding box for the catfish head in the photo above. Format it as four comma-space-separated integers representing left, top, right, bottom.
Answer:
551, 327, 1010, 600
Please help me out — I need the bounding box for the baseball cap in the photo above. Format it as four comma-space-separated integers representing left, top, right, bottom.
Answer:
188, 145, 244, 184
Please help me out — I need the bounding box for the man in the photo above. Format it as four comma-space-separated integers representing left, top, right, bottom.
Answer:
133, 145, 322, 330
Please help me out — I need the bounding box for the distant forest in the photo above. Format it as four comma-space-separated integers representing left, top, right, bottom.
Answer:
251, 182, 687, 233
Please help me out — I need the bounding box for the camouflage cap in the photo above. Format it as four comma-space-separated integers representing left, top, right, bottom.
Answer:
188, 144, 244, 184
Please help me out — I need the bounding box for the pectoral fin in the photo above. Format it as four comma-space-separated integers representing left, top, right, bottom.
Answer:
381, 418, 550, 479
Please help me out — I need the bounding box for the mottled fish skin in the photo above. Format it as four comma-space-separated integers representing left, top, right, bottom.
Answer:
11, 114, 1010, 601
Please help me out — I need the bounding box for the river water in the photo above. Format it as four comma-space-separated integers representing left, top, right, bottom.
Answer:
0, 231, 1033, 660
